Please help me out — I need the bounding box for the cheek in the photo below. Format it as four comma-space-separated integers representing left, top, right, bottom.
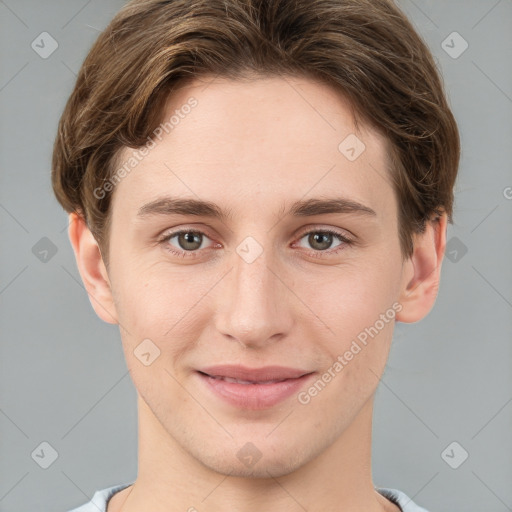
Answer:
112, 260, 186, 327
298, 272, 397, 422
110, 242, 402, 361
299, 260, 400, 407
111, 263, 213, 364
308, 262, 400, 345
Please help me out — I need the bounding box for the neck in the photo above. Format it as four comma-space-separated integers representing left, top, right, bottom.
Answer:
108, 394, 399, 512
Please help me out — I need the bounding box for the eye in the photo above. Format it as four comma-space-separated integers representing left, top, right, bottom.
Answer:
294, 228, 353, 257
158, 227, 354, 259
159, 229, 215, 258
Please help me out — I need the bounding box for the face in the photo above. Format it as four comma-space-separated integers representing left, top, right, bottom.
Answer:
102, 75, 411, 477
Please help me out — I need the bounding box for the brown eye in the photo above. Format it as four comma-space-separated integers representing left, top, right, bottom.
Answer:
307, 232, 335, 251
160, 229, 213, 258
176, 231, 203, 251
295, 228, 354, 258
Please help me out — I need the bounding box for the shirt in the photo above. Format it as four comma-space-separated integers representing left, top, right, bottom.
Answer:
67, 482, 430, 511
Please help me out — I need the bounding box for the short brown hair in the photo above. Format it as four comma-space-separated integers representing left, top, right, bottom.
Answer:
52, 0, 460, 265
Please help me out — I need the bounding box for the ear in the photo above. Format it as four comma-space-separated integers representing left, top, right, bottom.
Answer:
67, 212, 118, 324
395, 212, 448, 323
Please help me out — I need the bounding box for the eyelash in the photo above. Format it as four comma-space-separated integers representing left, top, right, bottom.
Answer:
158, 227, 354, 260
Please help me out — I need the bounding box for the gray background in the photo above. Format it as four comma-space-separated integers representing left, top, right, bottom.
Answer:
0, 0, 511, 511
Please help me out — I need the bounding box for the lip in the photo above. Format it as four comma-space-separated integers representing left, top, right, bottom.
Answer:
198, 364, 311, 382
196, 365, 315, 410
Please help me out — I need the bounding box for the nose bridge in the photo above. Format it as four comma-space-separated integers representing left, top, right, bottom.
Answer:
215, 235, 292, 347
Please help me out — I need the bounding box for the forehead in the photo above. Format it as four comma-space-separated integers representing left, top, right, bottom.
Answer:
111, 75, 394, 221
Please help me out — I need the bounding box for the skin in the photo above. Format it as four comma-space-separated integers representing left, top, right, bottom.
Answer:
68, 75, 447, 512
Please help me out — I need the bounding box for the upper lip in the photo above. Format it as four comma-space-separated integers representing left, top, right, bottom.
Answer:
198, 365, 312, 382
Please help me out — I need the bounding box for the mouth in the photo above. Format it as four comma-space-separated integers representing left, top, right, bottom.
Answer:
198, 373, 293, 385
195, 365, 315, 410
197, 364, 312, 382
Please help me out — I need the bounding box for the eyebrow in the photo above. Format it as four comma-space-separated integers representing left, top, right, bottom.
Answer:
136, 196, 377, 221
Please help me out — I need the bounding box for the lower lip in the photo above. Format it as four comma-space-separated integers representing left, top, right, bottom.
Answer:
197, 371, 315, 410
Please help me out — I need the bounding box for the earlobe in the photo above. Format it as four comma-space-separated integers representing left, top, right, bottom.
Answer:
395, 213, 448, 324
67, 212, 119, 325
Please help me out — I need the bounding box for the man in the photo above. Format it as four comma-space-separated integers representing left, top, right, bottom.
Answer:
52, 0, 460, 510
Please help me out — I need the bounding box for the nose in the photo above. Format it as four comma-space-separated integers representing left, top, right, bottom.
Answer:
214, 240, 294, 349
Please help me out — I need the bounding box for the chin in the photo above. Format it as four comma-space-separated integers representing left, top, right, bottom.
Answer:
192, 438, 314, 480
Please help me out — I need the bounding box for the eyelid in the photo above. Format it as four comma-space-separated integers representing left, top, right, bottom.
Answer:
291, 226, 354, 257
158, 223, 354, 241
158, 224, 355, 258
294, 224, 355, 242
158, 227, 218, 254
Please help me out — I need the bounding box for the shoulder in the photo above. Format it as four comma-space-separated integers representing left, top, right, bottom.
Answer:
376, 487, 431, 512
67, 483, 133, 512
